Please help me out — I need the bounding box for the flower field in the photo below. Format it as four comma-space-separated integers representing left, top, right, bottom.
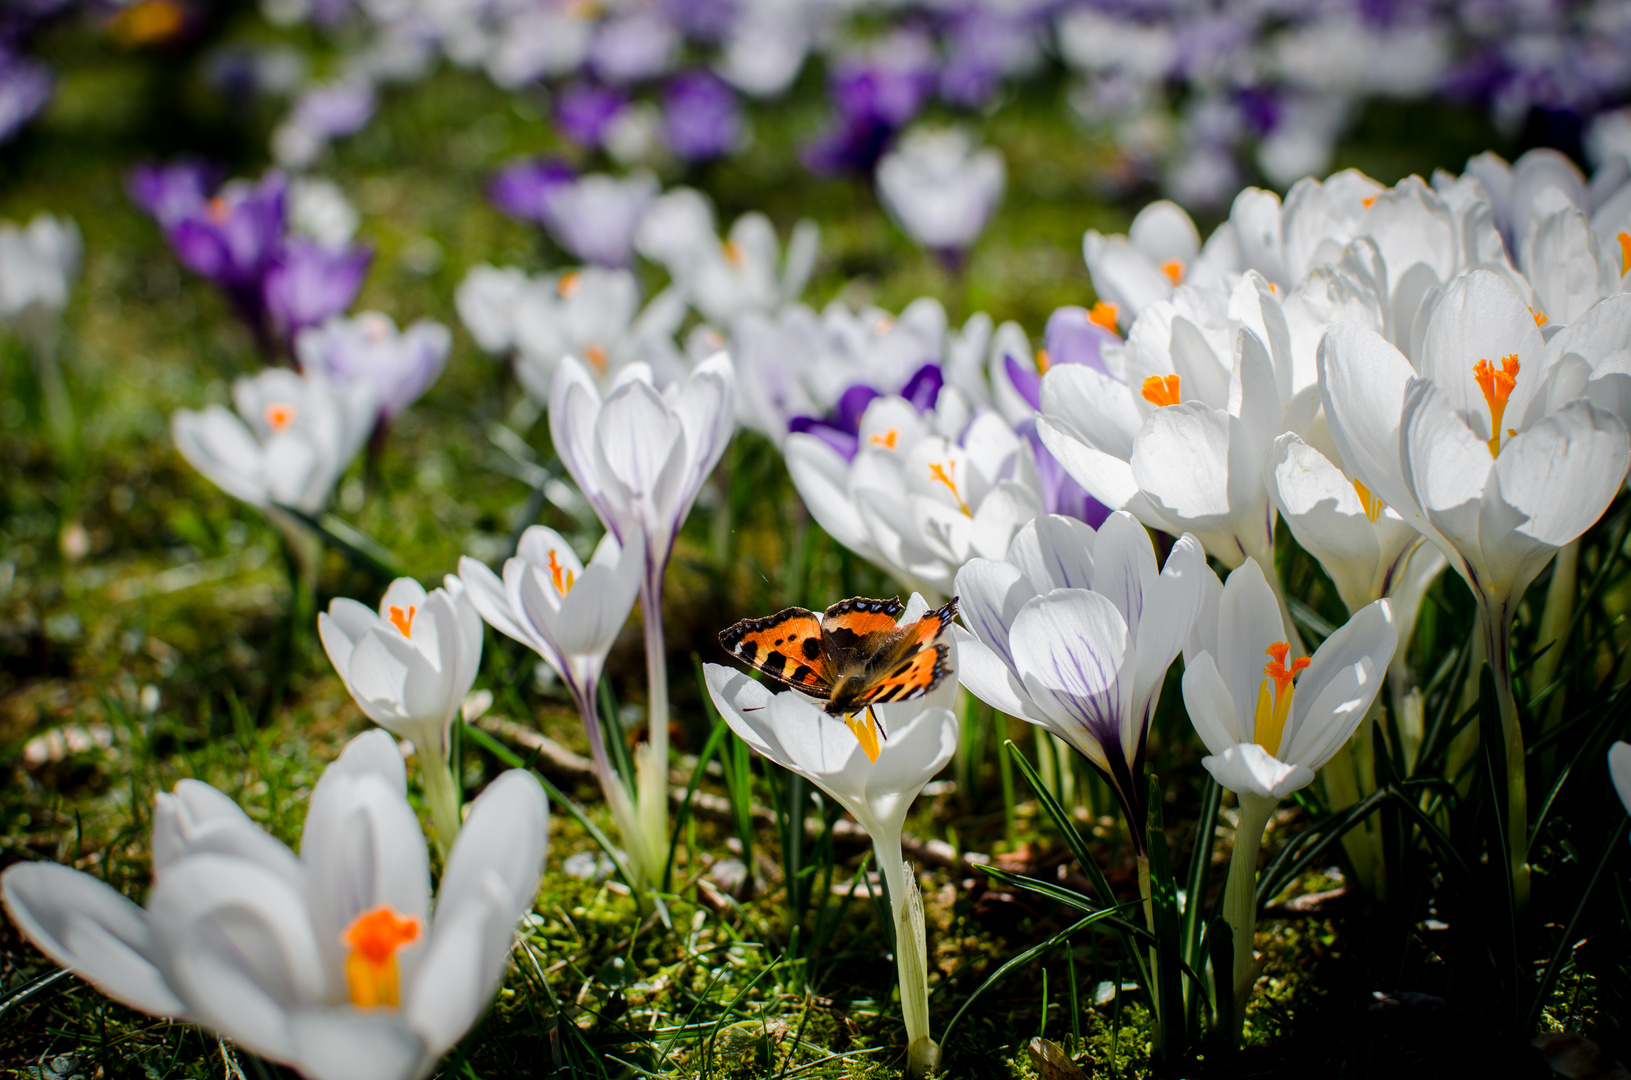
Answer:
2, 3, 1630, 1078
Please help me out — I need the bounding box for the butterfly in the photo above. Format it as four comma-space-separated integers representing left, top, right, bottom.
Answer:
718, 595, 958, 763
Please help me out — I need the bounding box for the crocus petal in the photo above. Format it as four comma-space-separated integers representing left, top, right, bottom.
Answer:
1, 863, 187, 1018
288, 1010, 428, 1080
1282, 599, 1396, 771
1180, 651, 1243, 755
1202, 742, 1314, 800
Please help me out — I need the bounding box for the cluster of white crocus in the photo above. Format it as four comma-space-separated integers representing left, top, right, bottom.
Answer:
455, 264, 689, 395
787, 389, 1045, 598
1042, 148, 1631, 913
876, 126, 1006, 261
319, 576, 483, 855
172, 367, 376, 518
548, 353, 736, 890
2, 730, 548, 1080
705, 595, 958, 1080
635, 186, 819, 326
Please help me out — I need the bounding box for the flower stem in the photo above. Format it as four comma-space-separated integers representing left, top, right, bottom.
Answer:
637, 564, 671, 893
877, 836, 938, 1078
575, 684, 647, 888
1480, 599, 1530, 908
416, 736, 462, 861
1221, 793, 1276, 1042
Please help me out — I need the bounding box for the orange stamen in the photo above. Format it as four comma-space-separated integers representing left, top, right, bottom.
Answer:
1361, 195, 1376, 209
585, 343, 608, 371
206, 197, 230, 225
110, 0, 186, 47
869, 428, 899, 450
1353, 478, 1383, 524
1159, 259, 1184, 285
1035, 348, 1051, 375
264, 402, 297, 431
387, 604, 416, 636
1263, 641, 1310, 696
547, 550, 575, 595
1140, 374, 1181, 407
558, 271, 581, 299
1473, 354, 1520, 456
1530, 307, 1548, 327
722, 239, 744, 267
1253, 641, 1310, 756
928, 461, 972, 516
1088, 301, 1120, 334
1619, 232, 1630, 277
343, 907, 421, 1009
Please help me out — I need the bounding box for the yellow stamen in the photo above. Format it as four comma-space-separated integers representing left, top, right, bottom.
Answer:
1353, 478, 1383, 523
1159, 259, 1184, 286
722, 239, 744, 267
585, 343, 608, 371
928, 460, 972, 516
264, 402, 297, 432
547, 550, 575, 595
1473, 354, 1520, 457
344, 907, 420, 1009
1140, 374, 1181, 407
387, 604, 416, 636
1253, 641, 1310, 757
1619, 232, 1630, 277
110, 0, 186, 47
869, 428, 899, 450
1035, 348, 1051, 375
844, 708, 883, 764
558, 271, 581, 299
1088, 301, 1120, 334
1529, 307, 1548, 327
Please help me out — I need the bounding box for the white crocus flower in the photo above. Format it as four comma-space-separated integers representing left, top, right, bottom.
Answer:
876, 126, 1005, 260
511, 267, 688, 399
2, 730, 549, 1080
549, 354, 735, 892
172, 367, 376, 517
1041, 275, 1299, 574
953, 511, 1208, 848
539, 170, 660, 268
0, 212, 81, 322
635, 187, 819, 325
1182, 558, 1395, 1019
455, 263, 533, 357
787, 394, 1044, 598
1611, 742, 1631, 823
458, 526, 649, 882
319, 576, 482, 855
1082, 200, 1219, 326
1319, 271, 1631, 903
1519, 187, 1624, 326
704, 596, 957, 1080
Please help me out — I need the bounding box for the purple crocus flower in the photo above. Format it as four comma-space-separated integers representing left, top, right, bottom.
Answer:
1002, 306, 1117, 411
165, 173, 289, 322
662, 71, 741, 162
556, 82, 627, 148
803, 30, 937, 176
263, 238, 372, 342
127, 159, 221, 226
0, 52, 50, 145
787, 362, 944, 461
295, 311, 450, 421
1020, 419, 1110, 528
487, 157, 575, 224
290, 79, 376, 140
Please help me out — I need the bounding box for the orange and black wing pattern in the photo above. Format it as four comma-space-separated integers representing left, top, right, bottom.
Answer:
718, 606, 832, 695
848, 598, 958, 710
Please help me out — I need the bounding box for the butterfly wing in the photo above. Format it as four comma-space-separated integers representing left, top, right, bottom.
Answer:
830, 597, 959, 713
719, 607, 832, 695
820, 597, 905, 668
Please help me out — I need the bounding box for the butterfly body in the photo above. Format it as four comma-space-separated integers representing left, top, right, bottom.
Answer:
719, 596, 958, 718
